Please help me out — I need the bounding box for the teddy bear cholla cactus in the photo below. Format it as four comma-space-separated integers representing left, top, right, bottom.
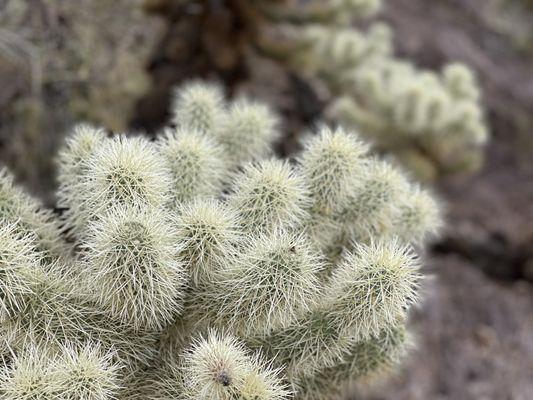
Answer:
0, 81, 441, 400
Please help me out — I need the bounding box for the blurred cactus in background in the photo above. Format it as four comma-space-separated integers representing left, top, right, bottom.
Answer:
329, 61, 488, 180
255, 0, 489, 180
144, 0, 489, 181
0, 82, 442, 399
0, 0, 162, 199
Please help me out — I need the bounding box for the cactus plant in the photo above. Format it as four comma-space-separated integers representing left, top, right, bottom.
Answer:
0, 81, 441, 399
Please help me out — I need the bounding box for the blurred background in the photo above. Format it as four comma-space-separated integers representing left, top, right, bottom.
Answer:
1, 0, 532, 398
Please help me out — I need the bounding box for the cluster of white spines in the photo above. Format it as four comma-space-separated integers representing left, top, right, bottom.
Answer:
299, 127, 368, 215
172, 82, 225, 136
171, 81, 279, 167
183, 332, 289, 400
248, 240, 421, 384
0, 81, 285, 399
0, 239, 157, 366
0, 168, 68, 262
84, 135, 172, 216
0, 81, 442, 400
147, 332, 289, 400
55, 128, 188, 341
175, 198, 241, 286
227, 159, 309, 234
0, 342, 121, 400
339, 158, 409, 242
393, 185, 442, 245
175, 120, 438, 397
56, 124, 108, 232
157, 128, 226, 204
83, 204, 186, 331
0, 218, 94, 351
296, 325, 410, 400
325, 240, 420, 339
211, 229, 324, 336
217, 99, 279, 166
55, 343, 122, 400
0, 223, 41, 323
